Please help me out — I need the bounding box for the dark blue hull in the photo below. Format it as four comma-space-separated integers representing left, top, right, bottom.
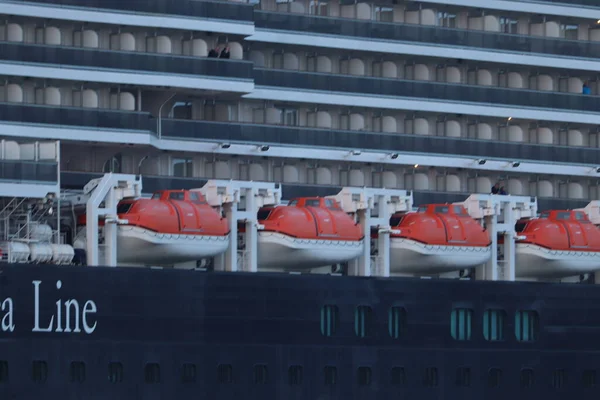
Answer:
0, 264, 599, 399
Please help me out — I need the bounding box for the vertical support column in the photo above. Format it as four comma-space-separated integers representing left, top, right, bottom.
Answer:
348, 208, 371, 277
104, 184, 118, 267
86, 200, 99, 267
503, 232, 516, 281
478, 214, 498, 281
245, 220, 258, 272
376, 231, 390, 277
223, 203, 238, 272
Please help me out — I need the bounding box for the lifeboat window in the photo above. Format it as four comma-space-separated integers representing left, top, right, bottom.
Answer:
515, 221, 528, 233
169, 192, 185, 201
324, 366, 338, 385
553, 369, 566, 389
70, 361, 86, 383
254, 364, 268, 384
0, 360, 7, 383
305, 199, 320, 207
453, 206, 468, 216
288, 365, 303, 385
108, 362, 123, 384
325, 199, 339, 209
288, 200, 298, 207
217, 364, 233, 384
391, 367, 406, 386
257, 208, 273, 221
488, 368, 502, 388
32, 360, 48, 383
189, 192, 207, 204
144, 363, 160, 384
388, 306, 407, 339
540, 211, 550, 219
151, 192, 162, 200
556, 212, 570, 220
417, 207, 427, 213
515, 310, 539, 342
483, 309, 506, 341
320, 305, 339, 337
456, 367, 471, 387
434, 206, 449, 214
117, 203, 132, 214
355, 306, 373, 338
357, 366, 372, 386
575, 211, 589, 222
181, 363, 197, 384
424, 367, 438, 387
450, 308, 473, 341
520, 368, 534, 388
389, 216, 404, 226
582, 370, 596, 388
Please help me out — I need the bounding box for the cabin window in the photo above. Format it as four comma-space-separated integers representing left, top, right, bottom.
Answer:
583, 370, 596, 388
32, 360, 48, 383
355, 306, 373, 338
575, 211, 589, 222
357, 367, 372, 386
257, 207, 273, 221
515, 221, 528, 233
144, 363, 160, 384
169, 192, 185, 201
520, 368, 534, 388
450, 308, 473, 341
288, 200, 298, 206
434, 206, 449, 213
456, 367, 471, 387
553, 369, 566, 389
324, 366, 337, 385
321, 305, 339, 337
116, 203, 132, 214
540, 212, 550, 219
181, 363, 197, 383
151, 192, 162, 199
0, 360, 8, 383
417, 207, 427, 213
391, 367, 406, 385
488, 368, 502, 388
305, 199, 320, 207
556, 212, 570, 220
483, 309, 506, 341
388, 306, 407, 339
189, 192, 206, 204
389, 215, 404, 226
108, 362, 123, 383
423, 367, 438, 387
70, 361, 86, 383
218, 364, 233, 384
254, 364, 268, 384
172, 157, 193, 177
453, 205, 467, 215
515, 310, 539, 342
325, 199, 338, 209
288, 365, 303, 385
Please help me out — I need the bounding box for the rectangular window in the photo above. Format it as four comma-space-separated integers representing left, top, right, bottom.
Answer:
374, 6, 393, 22
70, 361, 86, 383
32, 360, 48, 384
456, 367, 471, 387
423, 367, 438, 387
144, 363, 160, 384
391, 367, 406, 385
450, 308, 473, 341
515, 310, 539, 342
488, 368, 502, 388
254, 364, 268, 384
483, 309, 506, 341
320, 305, 339, 337
218, 364, 233, 384
437, 12, 456, 28
288, 365, 303, 385
108, 362, 123, 384
181, 363, 197, 384
172, 158, 193, 178
324, 366, 337, 385
561, 24, 578, 40
355, 305, 373, 338
0, 360, 8, 383
500, 17, 518, 34
520, 368, 534, 388
583, 370, 596, 388
357, 366, 372, 386
388, 306, 407, 339
553, 369, 566, 389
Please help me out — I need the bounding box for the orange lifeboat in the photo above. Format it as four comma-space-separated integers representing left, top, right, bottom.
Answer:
76, 190, 229, 265
248, 197, 364, 270
515, 210, 600, 278
387, 204, 491, 274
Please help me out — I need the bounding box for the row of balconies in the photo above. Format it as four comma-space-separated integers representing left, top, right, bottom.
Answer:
60, 145, 600, 201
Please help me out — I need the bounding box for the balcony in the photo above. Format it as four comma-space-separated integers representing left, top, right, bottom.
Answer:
254, 11, 600, 60
0, 102, 154, 132
0, 42, 255, 81
11, 0, 255, 22
253, 68, 600, 114
60, 171, 588, 212
0, 160, 58, 183
161, 119, 600, 165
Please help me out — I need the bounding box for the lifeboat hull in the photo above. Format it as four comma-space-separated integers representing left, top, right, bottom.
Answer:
117, 226, 230, 265
257, 232, 364, 271
390, 238, 491, 274
516, 243, 600, 279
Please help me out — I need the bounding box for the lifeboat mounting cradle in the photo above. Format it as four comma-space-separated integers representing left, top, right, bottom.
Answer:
195, 179, 281, 272
456, 194, 537, 281
327, 187, 413, 277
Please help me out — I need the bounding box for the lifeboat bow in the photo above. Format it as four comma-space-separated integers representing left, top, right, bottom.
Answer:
389, 204, 491, 274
